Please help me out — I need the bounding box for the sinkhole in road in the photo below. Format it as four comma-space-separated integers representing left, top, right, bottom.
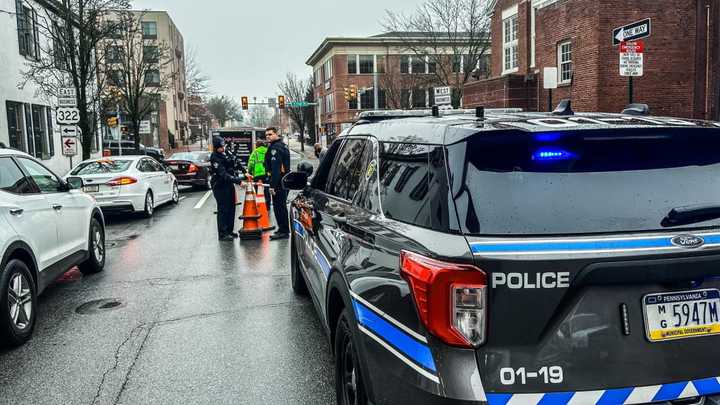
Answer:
75, 298, 126, 314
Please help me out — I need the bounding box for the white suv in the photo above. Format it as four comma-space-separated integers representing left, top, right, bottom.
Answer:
0, 148, 106, 346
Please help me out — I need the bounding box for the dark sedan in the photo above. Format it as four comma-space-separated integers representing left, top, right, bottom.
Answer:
165, 151, 212, 190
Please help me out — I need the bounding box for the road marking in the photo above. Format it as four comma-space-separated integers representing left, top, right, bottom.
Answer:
194, 191, 212, 209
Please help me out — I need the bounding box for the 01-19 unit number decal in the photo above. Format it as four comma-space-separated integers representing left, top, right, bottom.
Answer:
500, 366, 564, 385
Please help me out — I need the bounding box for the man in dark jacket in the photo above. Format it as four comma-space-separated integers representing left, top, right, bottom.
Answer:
210, 136, 244, 241
264, 127, 291, 240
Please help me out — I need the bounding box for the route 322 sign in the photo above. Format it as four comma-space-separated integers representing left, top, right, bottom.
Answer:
56, 107, 80, 125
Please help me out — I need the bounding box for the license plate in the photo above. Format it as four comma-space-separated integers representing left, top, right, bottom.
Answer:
643, 289, 720, 342
83, 185, 99, 193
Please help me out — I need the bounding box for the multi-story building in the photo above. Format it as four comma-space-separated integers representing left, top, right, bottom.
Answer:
102, 10, 188, 151
464, 0, 719, 120
306, 33, 490, 139
0, 0, 101, 175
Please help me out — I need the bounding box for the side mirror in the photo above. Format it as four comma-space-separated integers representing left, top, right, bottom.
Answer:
66, 176, 84, 190
296, 160, 314, 177
283, 172, 309, 191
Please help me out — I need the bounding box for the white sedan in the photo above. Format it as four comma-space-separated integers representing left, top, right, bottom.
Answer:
66, 156, 179, 217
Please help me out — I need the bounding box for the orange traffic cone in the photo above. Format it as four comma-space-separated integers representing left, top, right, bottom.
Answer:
256, 181, 275, 232
238, 182, 262, 240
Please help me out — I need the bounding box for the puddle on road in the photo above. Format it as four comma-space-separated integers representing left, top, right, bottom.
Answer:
75, 298, 126, 314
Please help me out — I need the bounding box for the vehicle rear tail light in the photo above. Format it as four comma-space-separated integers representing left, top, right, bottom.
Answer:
400, 250, 487, 348
107, 176, 138, 187
188, 164, 199, 173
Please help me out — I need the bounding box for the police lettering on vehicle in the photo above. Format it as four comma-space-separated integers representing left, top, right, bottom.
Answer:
492, 272, 571, 289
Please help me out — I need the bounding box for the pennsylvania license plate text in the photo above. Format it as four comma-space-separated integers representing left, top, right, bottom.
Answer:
643, 289, 720, 342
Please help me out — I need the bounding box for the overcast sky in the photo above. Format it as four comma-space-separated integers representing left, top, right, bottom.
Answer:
133, 0, 422, 102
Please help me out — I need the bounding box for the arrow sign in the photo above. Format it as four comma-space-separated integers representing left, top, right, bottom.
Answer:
60, 125, 78, 137
613, 18, 651, 45
62, 135, 78, 156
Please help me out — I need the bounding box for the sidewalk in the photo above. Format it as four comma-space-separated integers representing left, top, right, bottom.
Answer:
287, 138, 316, 160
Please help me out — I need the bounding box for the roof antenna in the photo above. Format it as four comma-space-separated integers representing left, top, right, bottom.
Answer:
552, 99, 574, 116
431, 105, 440, 117
476, 106, 485, 120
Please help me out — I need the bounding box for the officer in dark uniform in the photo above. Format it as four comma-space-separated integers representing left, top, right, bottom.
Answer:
210, 136, 244, 241
264, 127, 291, 240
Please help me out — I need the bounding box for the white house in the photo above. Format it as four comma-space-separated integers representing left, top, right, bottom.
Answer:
0, 0, 100, 175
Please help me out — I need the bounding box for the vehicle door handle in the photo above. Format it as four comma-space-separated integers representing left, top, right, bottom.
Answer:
52, 204, 63, 211
9, 208, 23, 216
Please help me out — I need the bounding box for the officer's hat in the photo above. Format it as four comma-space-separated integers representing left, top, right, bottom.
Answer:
212, 136, 225, 149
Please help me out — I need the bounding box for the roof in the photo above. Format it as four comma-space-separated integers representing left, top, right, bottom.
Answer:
0, 148, 31, 158
347, 110, 720, 145
306, 33, 485, 66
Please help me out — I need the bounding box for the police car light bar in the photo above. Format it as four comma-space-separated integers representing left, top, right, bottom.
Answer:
357, 108, 523, 120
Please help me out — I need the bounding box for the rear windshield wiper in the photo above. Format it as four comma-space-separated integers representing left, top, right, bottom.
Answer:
662, 204, 720, 227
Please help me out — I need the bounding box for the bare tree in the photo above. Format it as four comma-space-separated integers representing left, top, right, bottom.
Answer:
383, 0, 491, 107
20, 0, 131, 160
101, 10, 174, 152
278, 73, 311, 151
378, 55, 434, 109
303, 83, 316, 143
185, 46, 209, 99
207, 95, 241, 127
249, 105, 271, 128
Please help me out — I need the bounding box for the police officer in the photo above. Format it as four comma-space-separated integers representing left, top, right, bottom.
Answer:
210, 136, 244, 241
264, 127, 291, 240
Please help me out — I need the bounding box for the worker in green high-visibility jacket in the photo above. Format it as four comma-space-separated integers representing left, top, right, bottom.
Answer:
248, 139, 271, 206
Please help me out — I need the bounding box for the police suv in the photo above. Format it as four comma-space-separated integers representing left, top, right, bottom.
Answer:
283, 107, 720, 405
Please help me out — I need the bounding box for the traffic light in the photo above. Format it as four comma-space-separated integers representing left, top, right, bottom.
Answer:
241, 96, 249, 110
344, 87, 351, 101
107, 117, 118, 128
349, 85, 358, 100
278, 95, 286, 109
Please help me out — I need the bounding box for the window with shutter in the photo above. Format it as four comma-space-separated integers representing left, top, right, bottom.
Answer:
16, 0, 26, 56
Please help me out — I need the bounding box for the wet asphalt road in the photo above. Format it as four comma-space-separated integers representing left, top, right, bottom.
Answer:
0, 184, 335, 404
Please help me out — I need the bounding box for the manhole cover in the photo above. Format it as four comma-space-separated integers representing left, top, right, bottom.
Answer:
75, 299, 126, 314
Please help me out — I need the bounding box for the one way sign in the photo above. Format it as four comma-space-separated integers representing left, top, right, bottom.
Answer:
613, 18, 651, 45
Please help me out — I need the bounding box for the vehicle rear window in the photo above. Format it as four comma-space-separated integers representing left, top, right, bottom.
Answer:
447, 128, 720, 235
71, 160, 133, 175
376, 143, 451, 232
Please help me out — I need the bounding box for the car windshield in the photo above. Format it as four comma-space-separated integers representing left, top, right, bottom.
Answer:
168, 152, 210, 162
447, 128, 720, 235
71, 160, 133, 175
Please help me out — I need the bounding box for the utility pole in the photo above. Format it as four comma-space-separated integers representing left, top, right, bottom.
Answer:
116, 103, 123, 156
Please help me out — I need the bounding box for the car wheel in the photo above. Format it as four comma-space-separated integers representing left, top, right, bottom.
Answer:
143, 191, 154, 218
290, 233, 308, 295
171, 183, 180, 205
78, 217, 106, 275
335, 309, 369, 405
0, 259, 36, 347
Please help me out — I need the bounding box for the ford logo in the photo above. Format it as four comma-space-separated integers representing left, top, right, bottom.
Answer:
671, 235, 705, 249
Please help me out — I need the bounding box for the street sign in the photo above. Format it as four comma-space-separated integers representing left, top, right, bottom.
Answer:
543, 67, 558, 89
56, 107, 80, 124
620, 40, 644, 77
139, 120, 151, 134
287, 101, 317, 108
434, 86, 452, 106
60, 125, 78, 137
613, 18, 651, 45
59, 87, 75, 97
57, 97, 77, 107
62, 136, 78, 156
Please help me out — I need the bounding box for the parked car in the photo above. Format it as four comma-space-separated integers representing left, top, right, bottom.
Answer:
103, 140, 165, 162
67, 156, 179, 217
165, 151, 212, 190
284, 108, 720, 405
0, 148, 105, 346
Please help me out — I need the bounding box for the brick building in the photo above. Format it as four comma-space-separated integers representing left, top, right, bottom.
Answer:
464, 0, 719, 120
306, 34, 490, 139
